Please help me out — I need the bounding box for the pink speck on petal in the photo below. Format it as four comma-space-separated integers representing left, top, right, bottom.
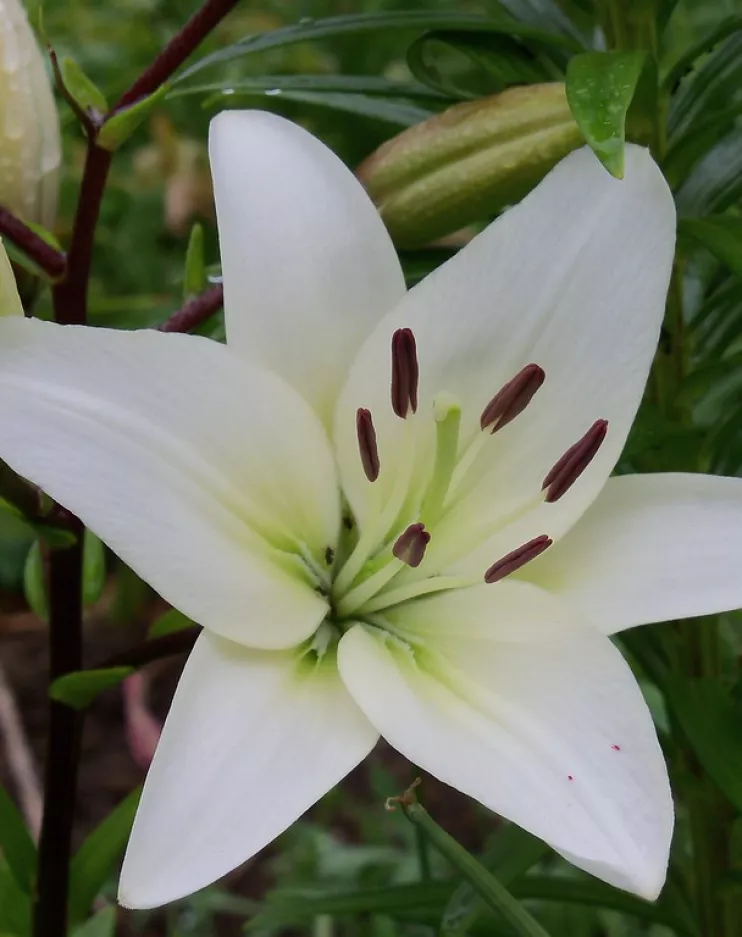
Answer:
611, 744, 621, 751
567, 775, 574, 781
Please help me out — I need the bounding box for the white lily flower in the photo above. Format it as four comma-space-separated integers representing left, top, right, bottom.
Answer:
1, 110, 741, 911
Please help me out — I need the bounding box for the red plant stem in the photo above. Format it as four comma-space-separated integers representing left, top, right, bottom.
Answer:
158, 283, 224, 333
0, 207, 66, 280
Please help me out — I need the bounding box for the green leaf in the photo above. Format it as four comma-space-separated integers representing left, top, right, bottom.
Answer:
69, 788, 141, 924
172, 74, 449, 101
23, 541, 47, 622
664, 676, 742, 815
82, 531, 106, 607
71, 907, 116, 937
662, 14, 742, 92
442, 826, 549, 937
0, 787, 36, 895
679, 217, 742, 280
49, 667, 134, 711
565, 51, 646, 177
397, 800, 552, 937
59, 57, 108, 116
668, 33, 742, 145
147, 606, 193, 639
97, 84, 169, 151
676, 130, 742, 216
177, 11, 580, 81
0, 858, 30, 937
493, 0, 587, 45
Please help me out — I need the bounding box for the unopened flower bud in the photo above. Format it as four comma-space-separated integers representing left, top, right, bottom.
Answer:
0, 0, 61, 231
357, 83, 582, 248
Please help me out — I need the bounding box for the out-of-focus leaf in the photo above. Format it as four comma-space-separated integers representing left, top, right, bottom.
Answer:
668, 33, 742, 145
71, 907, 116, 937
0, 787, 35, 895
690, 277, 742, 357
177, 11, 580, 81
82, 531, 106, 607
0, 858, 30, 936
663, 14, 742, 92
69, 788, 141, 924
22, 541, 47, 622
442, 825, 548, 937
565, 51, 646, 177
49, 667, 134, 711
172, 74, 449, 101
97, 85, 169, 151
675, 130, 742, 216
183, 223, 206, 300
147, 607, 194, 639
493, 0, 587, 45
680, 217, 742, 280
406, 31, 557, 99
665, 677, 742, 815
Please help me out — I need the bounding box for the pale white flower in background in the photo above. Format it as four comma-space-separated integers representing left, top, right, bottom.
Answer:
0, 111, 741, 911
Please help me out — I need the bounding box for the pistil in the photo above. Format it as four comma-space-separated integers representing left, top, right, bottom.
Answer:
420, 393, 460, 526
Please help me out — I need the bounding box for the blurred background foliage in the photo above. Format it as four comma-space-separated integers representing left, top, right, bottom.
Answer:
2, 0, 742, 936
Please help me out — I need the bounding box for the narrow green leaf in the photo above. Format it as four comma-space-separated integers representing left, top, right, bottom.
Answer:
493, 0, 587, 45
172, 74, 449, 101
662, 14, 742, 92
71, 907, 116, 937
183, 224, 206, 300
82, 531, 106, 607
148, 607, 193, 639
442, 826, 549, 937
69, 788, 142, 924
97, 85, 169, 151
177, 11, 580, 81
59, 57, 108, 116
0, 858, 30, 936
664, 676, 742, 815
675, 129, 742, 216
397, 799, 552, 937
23, 541, 47, 622
679, 217, 742, 280
0, 787, 36, 895
565, 51, 646, 177
49, 667, 134, 711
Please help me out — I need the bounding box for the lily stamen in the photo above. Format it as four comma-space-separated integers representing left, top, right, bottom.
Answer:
484, 534, 553, 584
391, 327, 419, 418
542, 419, 609, 503
480, 363, 546, 433
392, 522, 431, 568
356, 407, 380, 481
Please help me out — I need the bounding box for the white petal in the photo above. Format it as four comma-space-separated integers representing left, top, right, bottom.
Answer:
0, 318, 341, 649
334, 146, 675, 571
524, 472, 742, 633
338, 582, 672, 899
119, 631, 377, 908
209, 110, 406, 423
0, 240, 23, 317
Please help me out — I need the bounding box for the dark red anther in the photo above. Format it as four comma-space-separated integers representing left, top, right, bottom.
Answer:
391, 328, 419, 418
356, 408, 380, 482
392, 523, 430, 568
480, 363, 546, 433
484, 534, 552, 584
542, 419, 608, 503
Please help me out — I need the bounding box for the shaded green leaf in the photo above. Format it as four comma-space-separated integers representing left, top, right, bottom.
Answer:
23, 541, 47, 622
663, 14, 742, 92
566, 51, 646, 177
177, 12, 580, 81
82, 531, 106, 607
0, 787, 36, 895
97, 85, 169, 151
493, 0, 587, 45
0, 858, 30, 937
675, 129, 742, 216
147, 607, 194, 639
680, 216, 742, 280
59, 57, 108, 115
69, 788, 141, 924
71, 907, 116, 937
664, 676, 742, 815
172, 74, 449, 101
49, 667, 134, 711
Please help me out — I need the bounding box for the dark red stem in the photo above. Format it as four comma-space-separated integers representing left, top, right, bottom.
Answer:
158, 283, 224, 333
0, 207, 66, 280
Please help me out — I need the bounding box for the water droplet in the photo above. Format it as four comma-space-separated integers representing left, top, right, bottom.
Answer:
298, 16, 314, 25
264, 88, 282, 97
